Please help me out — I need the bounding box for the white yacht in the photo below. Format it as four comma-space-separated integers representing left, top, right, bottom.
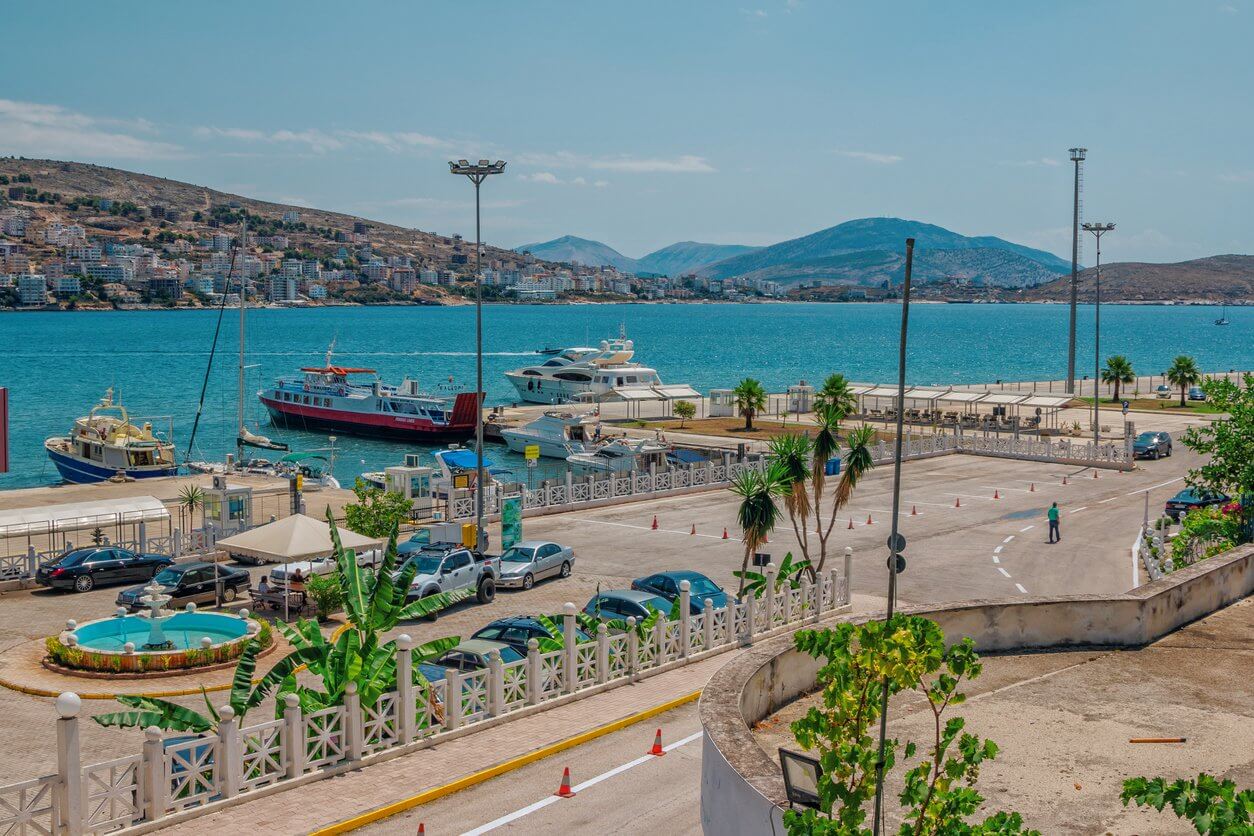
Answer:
499, 410, 602, 459
566, 437, 671, 476
504, 333, 699, 405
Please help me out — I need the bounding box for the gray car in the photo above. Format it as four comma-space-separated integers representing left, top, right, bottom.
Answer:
497, 541, 574, 590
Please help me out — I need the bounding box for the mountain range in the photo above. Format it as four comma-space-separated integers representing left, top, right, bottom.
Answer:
1021, 255, 1254, 303
520, 218, 1073, 288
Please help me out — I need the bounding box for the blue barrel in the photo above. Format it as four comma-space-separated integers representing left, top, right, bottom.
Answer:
824, 457, 841, 476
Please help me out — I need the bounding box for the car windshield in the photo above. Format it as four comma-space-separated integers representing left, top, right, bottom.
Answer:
500, 547, 537, 563
1136, 433, 1157, 442
643, 596, 674, 613
153, 567, 183, 585
404, 556, 443, 575
685, 576, 723, 596
499, 646, 525, 663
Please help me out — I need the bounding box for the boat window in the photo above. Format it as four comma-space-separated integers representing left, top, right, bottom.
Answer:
89, 443, 102, 461
542, 359, 565, 367
616, 377, 625, 386
554, 372, 592, 382
303, 396, 310, 405
521, 370, 542, 376
624, 376, 638, 383
274, 390, 281, 398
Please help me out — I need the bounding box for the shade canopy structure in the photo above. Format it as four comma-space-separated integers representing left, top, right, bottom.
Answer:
0, 496, 169, 538
215, 514, 381, 564
901, 388, 949, 407
652, 384, 702, 400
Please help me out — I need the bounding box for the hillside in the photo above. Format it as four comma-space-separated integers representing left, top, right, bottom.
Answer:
1021, 255, 1254, 303
0, 158, 531, 269
515, 235, 637, 271
699, 217, 1071, 288
635, 241, 760, 276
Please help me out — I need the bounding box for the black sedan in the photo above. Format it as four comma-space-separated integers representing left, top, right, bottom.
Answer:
1164, 488, 1230, 521
1132, 431, 1173, 460
36, 547, 174, 593
117, 562, 252, 610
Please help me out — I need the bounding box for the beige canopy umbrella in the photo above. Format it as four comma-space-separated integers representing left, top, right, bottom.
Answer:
216, 513, 381, 563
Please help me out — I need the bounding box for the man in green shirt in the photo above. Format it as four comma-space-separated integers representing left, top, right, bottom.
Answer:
1047, 502, 1061, 543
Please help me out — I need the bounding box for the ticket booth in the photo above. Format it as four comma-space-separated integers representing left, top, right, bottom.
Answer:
787, 382, 814, 414
384, 464, 434, 517
710, 389, 735, 418
203, 476, 253, 536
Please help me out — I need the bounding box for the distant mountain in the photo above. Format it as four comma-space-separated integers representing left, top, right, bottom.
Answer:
515, 235, 638, 271
699, 218, 1071, 288
1021, 255, 1254, 302
635, 241, 761, 276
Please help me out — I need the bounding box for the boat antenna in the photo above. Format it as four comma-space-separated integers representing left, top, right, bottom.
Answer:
236, 214, 247, 465
324, 334, 337, 368
184, 209, 243, 466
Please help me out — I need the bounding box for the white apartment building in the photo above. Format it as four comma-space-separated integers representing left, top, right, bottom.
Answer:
18, 274, 47, 306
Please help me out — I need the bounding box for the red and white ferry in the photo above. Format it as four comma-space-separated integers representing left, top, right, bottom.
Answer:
259, 362, 481, 441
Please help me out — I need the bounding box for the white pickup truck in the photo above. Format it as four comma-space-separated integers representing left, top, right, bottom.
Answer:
394, 543, 500, 616
267, 548, 383, 590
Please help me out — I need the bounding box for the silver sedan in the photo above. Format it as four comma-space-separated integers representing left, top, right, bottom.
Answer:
496, 540, 575, 590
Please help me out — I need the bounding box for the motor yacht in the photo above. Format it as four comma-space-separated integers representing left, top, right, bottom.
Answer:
565, 436, 671, 476
44, 390, 178, 484
503, 332, 698, 405
499, 410, 602, 459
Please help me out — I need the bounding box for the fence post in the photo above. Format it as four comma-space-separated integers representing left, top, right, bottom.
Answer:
595, 623, 609, 684
395, 634, 416, 744
138, 521, 147, 552
217, 706, 241, 799
487, 650, 504, 717
703, 598, 714, 650
626, 617, 639, 678
800, 573, 814, 624
678, 580, 691, 659
27, 545, 37, 578
525, 639, 540, 705
344, 682, 364, 763
763, 563, 777, 627
141, 726, 166, 825
172, 529, 182, 558
743, 594, 756, 645
652, 615, 665, 664
444, 670, 463, 730
562, 603, 577, 694
282, 694, 304, 779
55, 693, 83, 836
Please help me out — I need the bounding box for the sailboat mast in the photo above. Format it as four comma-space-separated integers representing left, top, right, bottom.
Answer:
236, 215, 246, 464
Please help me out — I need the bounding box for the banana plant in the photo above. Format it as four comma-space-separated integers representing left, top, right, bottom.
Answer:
586, 598, 683, 641
93, 639, 297, 732
732, 551, 808, 599
532, 613, 602, 653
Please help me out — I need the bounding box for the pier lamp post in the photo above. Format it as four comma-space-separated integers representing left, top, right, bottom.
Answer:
1067, 148, 1086, 394
449, 159, 507, 551
1083, 221, 1115, 447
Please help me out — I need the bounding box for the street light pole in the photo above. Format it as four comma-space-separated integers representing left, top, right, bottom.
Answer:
449, 159, 507, 551
1067, 148, 1086, 394
1083, 221, 1114, 448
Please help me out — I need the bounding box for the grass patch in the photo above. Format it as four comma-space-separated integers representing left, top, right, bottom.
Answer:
1075, 396, 1226, 415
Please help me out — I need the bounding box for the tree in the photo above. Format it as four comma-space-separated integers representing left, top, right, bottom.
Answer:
178, 484, 204, 531
733, 377, 768, 431
344, 478, 414, 537
729, 462, 788, 594
673, 399, 696, 428
1101, 355, 1135, 403
784, 616, 1036, 835
814, 373, 857, 418
1122, 774, 1252, 834
1182, 374, 1254, 505
1167, 355, 1202, 408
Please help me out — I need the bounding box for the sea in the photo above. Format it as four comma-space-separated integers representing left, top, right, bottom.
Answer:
0, 302, 1249, 490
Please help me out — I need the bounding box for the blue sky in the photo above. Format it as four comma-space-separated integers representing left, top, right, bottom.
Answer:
2, 1, 1251, 263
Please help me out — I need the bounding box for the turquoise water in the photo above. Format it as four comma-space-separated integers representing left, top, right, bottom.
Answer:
1, 302, 1249, 489
73, 611, 249, 651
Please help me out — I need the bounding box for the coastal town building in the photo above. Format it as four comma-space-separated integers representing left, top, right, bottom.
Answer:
17, 273, 47, 306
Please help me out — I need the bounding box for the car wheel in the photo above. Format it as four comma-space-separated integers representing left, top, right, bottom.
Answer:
422, 592, 440, 622
477, 577, 496, 604
222, 586, 237, 603
73, 575, 94, 593
522, 573, 534, 590
559, 561, 571, 579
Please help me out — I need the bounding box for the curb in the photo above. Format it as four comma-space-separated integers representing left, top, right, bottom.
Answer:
309, 689, 703, 835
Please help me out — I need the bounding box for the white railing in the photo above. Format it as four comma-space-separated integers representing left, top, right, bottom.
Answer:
7, 562, 852, 833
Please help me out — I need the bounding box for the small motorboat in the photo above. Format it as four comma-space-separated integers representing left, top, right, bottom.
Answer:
499, 410, 602, 459
44, 390, 178, 484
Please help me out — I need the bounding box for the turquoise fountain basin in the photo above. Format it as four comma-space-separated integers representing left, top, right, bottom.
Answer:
73, 612, 249, 651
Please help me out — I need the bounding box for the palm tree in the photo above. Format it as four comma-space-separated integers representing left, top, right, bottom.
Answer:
729, 463, 787, 595
1101, 355, 1135, 403
814, 373, 857, 418
815, 424, 877, 573
1166, 355, 1201, 408
178, 484, 204, 532
733, 378, 768, 431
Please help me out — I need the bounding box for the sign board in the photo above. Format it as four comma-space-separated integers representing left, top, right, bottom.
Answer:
524, 444, 540, 461
453, 473, 470, 490
1121, 400, 1130, 415
501, 496, 523, 550
752, 552, 771, 568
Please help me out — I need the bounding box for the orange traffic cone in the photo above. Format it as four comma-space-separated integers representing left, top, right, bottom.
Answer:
651, 515, 658, 530
848, 517, 854, 529
911, 505, 917, 516
690, 524, 696, 536
954, 497, 961, 508
1093, 470, 1099, 479
993, 489, 1000, 500
555, 766, 576, 798
722, 527, 729, 539
866, 514, 873, 525
649, 728, 665, 756
417, 825, 425, 835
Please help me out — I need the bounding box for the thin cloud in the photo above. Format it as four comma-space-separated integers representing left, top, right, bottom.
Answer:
0, 99, 183, 160
516, 151, 715, 174
1219, 170, 1254, 183
833, 149, 903, 164
197, 125, 456, 155
999, 157, 1063, 168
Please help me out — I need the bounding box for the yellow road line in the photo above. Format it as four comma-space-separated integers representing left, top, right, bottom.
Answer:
310, 689, 703, 835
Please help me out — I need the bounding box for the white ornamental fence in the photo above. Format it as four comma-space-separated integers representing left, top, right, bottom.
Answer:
0, 562, 851, 834
1, 527, 219, 585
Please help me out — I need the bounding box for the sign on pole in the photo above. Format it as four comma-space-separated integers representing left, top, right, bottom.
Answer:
524, 444, 540, 461
501, 496, 522, 550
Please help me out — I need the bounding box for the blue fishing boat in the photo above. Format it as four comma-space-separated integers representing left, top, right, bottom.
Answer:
44, 390, 178, 483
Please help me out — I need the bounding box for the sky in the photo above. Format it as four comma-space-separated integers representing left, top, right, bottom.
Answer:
2, 0, 1251, 264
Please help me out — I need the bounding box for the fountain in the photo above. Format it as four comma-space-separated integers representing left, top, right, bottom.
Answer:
136, 582, 175, 651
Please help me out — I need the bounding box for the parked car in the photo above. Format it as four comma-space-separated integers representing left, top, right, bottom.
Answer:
417, 639, 525, 683
496, 541, 574, 590
631, 570, 728, 614
582, 589, 677, 623
36, 547, 174, 593
471, 616, 591, 655
1155, 385, 1172, 399
117, 561, 252, 610
268, 548, 383, 590
395, 544, 500, 612
1164, 488, 1230, 521
1132, 431, 1173, 460
1188, 386, 1207, 402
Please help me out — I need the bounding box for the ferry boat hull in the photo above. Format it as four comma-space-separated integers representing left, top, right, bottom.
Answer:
45, 443, 178, 484
261, 393, 481, 441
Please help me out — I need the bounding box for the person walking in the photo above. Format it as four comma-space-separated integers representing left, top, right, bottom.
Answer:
1047, 502, 1061, 543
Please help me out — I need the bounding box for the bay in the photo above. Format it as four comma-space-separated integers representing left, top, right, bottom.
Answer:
0, 302, 1248, 489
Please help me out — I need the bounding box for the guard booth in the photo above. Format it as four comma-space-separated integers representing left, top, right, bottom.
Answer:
787, 382, 814, 414
709, 389, 736, 417
382, 462, 434, 518
202, 476, 253, 537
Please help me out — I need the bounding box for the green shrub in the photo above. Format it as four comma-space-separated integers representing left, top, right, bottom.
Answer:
306, 573, 344, 620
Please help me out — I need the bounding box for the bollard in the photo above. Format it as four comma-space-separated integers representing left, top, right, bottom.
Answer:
703, 598, 715, 650
763, 563, 777, 627
396, 634, 416, 743
562, 603, 578, 694
55, 693, 83, 836
344, 682, 364, 762
487, 650, 504, 718
142, 725, 166, 825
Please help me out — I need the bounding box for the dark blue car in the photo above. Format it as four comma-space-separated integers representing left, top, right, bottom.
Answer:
631, 570, 728, 614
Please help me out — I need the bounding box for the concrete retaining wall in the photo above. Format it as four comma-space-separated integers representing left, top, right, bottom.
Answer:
698, 543, 1254, 835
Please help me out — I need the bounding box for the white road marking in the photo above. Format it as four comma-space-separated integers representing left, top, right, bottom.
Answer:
1070, 506, 1088, 513
1002, 536, 1015, 544
901, 500, 956, 508
998, 567, 1011, 578
1019, 525, 1035, 532
993, 546, 1003, 554
979, 485, 1032, 493
1098, 497, 1118, 503
1126, 477, 1184, 497
944, 492, 995, 501
992, 556, 1000, 564
461, 731, 702, 835
1015, 583, 1027, 594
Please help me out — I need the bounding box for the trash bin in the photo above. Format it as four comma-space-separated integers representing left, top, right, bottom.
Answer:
824, 457, 841, 476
